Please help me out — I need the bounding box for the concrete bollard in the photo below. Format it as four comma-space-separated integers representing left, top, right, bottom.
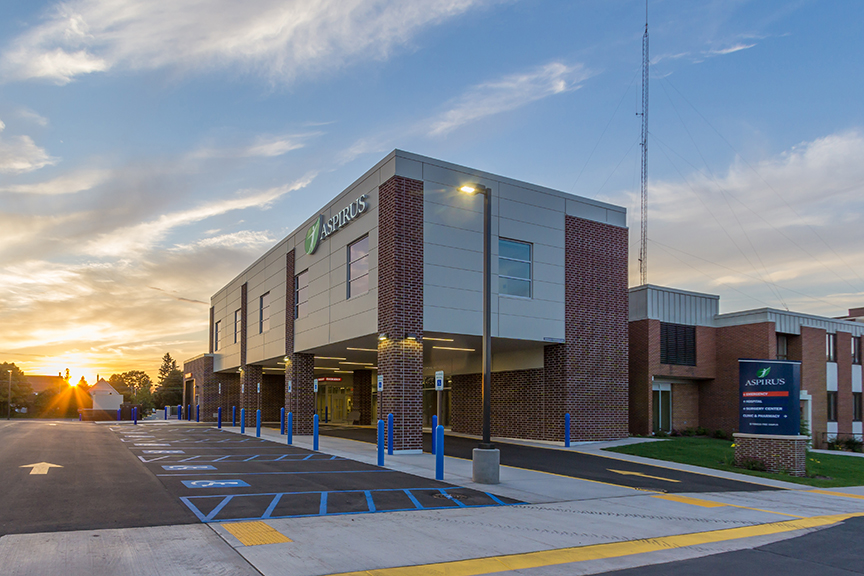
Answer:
313, 414, 319, 451
217, 407, 222, 429
387, 413, 394, 456
377, 420, 384, 466
177, 404, 182, 420
565, 413, 571, 448
256, 409, 261, 438
431, 415, 438, 454
435, 425, 444, 480
280, 407, 285, 435
286, 412, 293, 445
240, 408, 246, 434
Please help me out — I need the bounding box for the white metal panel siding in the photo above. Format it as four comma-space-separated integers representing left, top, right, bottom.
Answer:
628, 286, 718, 326
852, 365, 862, 393
827, 363, 838, 392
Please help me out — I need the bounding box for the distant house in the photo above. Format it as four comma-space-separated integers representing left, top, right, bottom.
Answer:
89, 378, 123, 411
26, 375, 67, 394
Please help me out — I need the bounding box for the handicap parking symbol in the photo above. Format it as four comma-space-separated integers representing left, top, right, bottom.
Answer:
181, 479, 250, 489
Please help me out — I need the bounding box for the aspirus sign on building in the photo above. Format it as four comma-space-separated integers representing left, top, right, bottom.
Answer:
738, 359, 801, 436
305, 194, 370, 255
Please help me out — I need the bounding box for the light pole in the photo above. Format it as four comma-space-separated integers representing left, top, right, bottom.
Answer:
7, 369, 12, 420
460, 183, 499, 483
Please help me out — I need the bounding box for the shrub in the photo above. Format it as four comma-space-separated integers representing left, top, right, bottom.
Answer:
826, 436, 843, 451
713, 429, 728, 440
842, 437, 863, 453
737, 457, 767, 471
681, 428, 696, 437
695, 426, 708, 437
654, 429, 668, 438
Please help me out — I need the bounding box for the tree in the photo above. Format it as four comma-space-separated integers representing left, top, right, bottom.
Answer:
154, 354, 183, 408
0, 363, 33, 417
109, 373, 133, 402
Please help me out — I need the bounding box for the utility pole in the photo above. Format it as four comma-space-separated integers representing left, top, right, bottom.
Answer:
639, 2, 649, 286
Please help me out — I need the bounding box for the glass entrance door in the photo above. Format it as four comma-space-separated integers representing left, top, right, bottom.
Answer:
652, 383, 671, 433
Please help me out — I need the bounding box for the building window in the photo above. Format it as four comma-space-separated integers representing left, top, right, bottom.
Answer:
259, 292, 270, 333
853, 336, 862, 365
660, 323, 696, 366
827, 333, 837, 362
214, 321, 221, 351
347, 236, 370, 298
776, 334, 788, 361
499, 238, 532, 298
295, 270, 309, 319
234, 309, 241, 344
827, 391, 838, 422
854, 392, 862, 422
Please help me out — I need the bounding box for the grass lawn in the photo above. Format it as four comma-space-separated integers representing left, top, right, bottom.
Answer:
604, 437, 864, 488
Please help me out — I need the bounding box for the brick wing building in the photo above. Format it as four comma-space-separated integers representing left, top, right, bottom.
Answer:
629, 285, 864, 447
184, 150, 630, 449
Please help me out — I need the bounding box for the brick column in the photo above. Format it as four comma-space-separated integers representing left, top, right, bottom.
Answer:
283, 249, 316, 434
184, 355, 216, 421
377, 175, 424, 452
353, 370, 373, 425
542, 344, 567, 441
241, 364, 262, 426
564, 216, 629, 440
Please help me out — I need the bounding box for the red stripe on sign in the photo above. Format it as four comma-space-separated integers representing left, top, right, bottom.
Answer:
742, 391, 789, 397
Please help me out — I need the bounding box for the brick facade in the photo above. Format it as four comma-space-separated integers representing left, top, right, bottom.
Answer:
733, 433, 807, 476
800, 326, 827, 447
282, 249, 317, 435
352, 370, 373, 425
377, 175, 424, 451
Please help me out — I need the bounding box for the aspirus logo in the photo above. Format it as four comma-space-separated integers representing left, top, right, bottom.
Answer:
304, 194, 369, 255
745, 366, 785, 386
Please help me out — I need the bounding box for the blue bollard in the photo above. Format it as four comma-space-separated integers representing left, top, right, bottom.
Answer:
133, 407, 137, 425
387, 413, 394, 455
377, 420, 384, 466
187, 404, 192, 421
431, 415, 438, 454
232, 406, 237, 427
286, 412, 293, 445
325, 406, 328, 423
435, 425, 444, 480
256, 409, 261, 438
177, 404, 181, 421
117, 408, 121, 421
280, 407, 285, 435
196, 404, 200, 423
164, 406, 167, 420
241, 408, 246, 434
313, 414, 319, 451
565, 413, 571, 448
79, 412, 82, 421
218, 407, 222, 429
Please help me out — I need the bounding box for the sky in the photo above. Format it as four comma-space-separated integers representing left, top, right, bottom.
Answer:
1, 0, 863, 384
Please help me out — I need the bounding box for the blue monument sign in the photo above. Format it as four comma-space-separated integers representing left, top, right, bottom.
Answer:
739, 359, 801, 435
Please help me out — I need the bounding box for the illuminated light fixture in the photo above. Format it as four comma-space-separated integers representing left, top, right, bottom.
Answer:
405, 333, 419, 341
378, 333, 388, 341
460, 184, 479, 194
314, 367, 340, 371
346, 347, 378, 352
433, 346, 475, 352
334, 370, 354, 374
314, 356, 347, 361
339, 361, 373, 366
423, 337, 454, 342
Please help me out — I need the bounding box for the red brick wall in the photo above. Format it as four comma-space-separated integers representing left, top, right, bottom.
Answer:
352, 370, 373, 425
629, 319, 651, 435
565, 216, 629, 440
837, 331, 853, 436
377, 175, 424, 451
704, 322, 774, 434
282, 249, 317, 435
671, 382, 699, 430
733, 433, 806, 476
801, 326, 827, 447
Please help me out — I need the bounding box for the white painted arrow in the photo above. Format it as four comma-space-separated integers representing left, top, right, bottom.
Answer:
20, 462, 63, 475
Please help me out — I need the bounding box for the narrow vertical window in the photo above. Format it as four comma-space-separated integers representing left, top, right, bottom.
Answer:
498, 238, 532, 298
827, 333, 837, 362
776, 334, 788, 361
259, 292, 270, 334
295, 270, 309, 319
214, 321, 221, 351
347, 236, 370, 298
827, 391, 838, 422
853, 336, 861, 365
234, 309, 241, 344
853, 392, 862, 422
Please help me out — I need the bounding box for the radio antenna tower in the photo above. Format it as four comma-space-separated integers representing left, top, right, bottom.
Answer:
638, 2, 649, 285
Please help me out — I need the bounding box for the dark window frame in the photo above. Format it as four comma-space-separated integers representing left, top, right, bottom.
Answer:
827, 391, 838, 422
498, 238, 532, 298
259, 292, 270, 334
853, 336, 862, 365
347, 235, 370, 299
827, 333, 837, 362
776, 334, 788, 361
234, 309, 241, 344
660, 322, 697, 366
295, 270, 309, 319
214, 320, 221, 351
853, 392, 862, 422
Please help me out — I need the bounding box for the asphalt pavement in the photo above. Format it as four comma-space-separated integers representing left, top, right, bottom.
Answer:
317, 424, 777, 493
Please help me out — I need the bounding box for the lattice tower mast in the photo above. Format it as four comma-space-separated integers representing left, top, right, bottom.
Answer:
639, 7, 649, 285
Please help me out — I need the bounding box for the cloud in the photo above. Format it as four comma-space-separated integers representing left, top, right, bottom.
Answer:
18, 108, 49, 126
0, 169, 109, 194
2, 0, 497, 84
427, 62, 592, 137
604, 130, 864, 315
704, 43, 756, 56
0, 133, 57, 174
191, 132, 322, 160
82, 172, 317, 257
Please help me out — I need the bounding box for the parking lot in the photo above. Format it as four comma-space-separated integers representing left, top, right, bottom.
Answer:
111, 422, 522, 524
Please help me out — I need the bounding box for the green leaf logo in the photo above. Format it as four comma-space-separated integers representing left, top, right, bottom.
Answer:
304, 215, 323, 255
757, 367, 771, 378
